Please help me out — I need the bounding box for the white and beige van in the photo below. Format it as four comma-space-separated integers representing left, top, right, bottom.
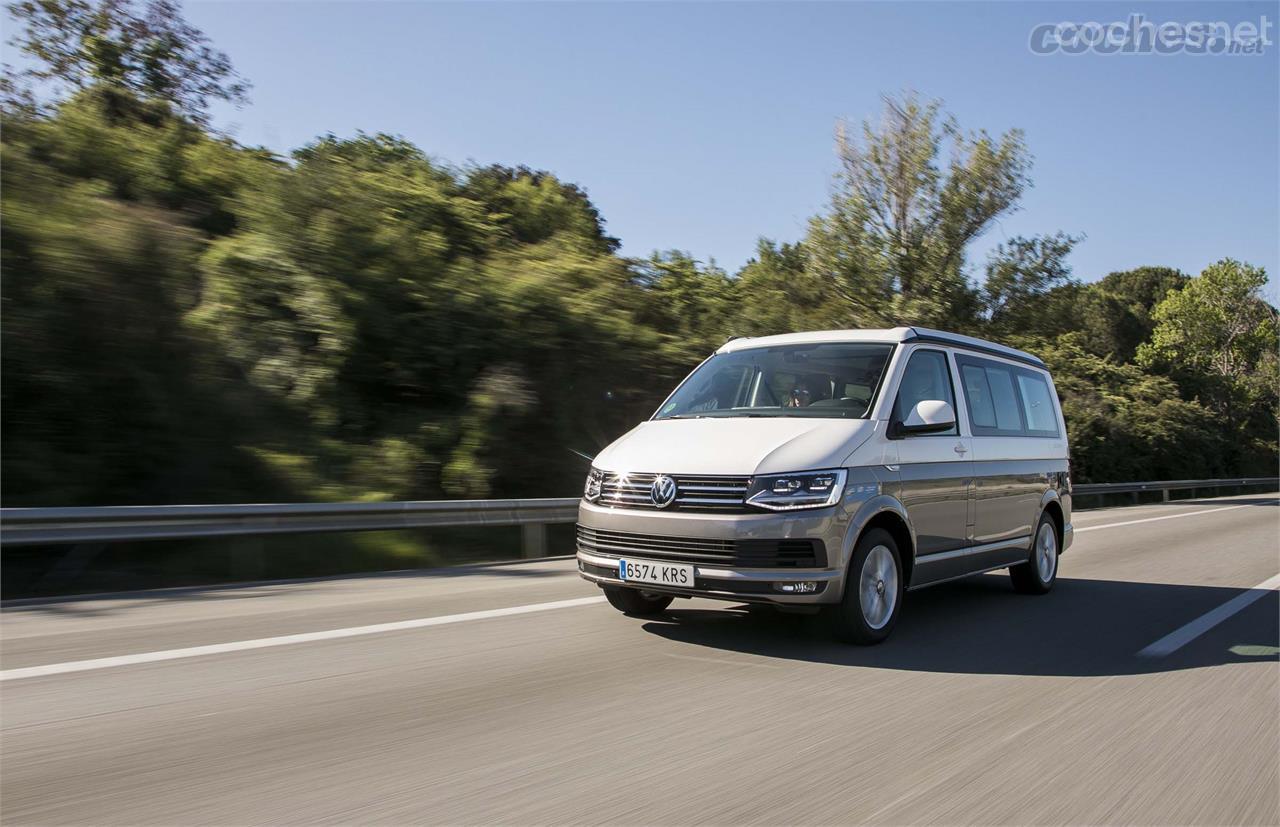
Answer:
577, 327, 1072, 644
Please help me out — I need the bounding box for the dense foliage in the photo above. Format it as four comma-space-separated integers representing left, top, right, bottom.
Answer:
3, 1, 1277, 508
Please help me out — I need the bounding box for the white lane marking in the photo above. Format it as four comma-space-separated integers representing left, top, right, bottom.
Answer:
1138, 573, 1280, 658
1075, 503, 1259, 533
0, 596, 606, 681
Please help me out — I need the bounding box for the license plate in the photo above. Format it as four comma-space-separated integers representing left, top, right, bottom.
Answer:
617, 558, 694, 588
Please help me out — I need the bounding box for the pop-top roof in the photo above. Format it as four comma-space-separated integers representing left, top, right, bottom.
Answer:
716, 326, 1045, 367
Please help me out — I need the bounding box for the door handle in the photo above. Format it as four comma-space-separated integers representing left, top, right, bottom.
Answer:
954, 443, 968, 455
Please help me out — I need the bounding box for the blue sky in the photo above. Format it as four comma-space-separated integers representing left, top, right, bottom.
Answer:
17, 1, 1279, 285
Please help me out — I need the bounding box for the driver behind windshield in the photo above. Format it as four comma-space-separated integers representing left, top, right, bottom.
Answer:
790, 375, 837, 408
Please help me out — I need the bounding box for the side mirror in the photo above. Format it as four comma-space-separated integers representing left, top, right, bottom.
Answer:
893, 400, 956, 437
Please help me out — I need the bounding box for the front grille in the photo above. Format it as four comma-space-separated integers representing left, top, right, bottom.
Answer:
598, 472, 751, 513
577, 525, 826, 568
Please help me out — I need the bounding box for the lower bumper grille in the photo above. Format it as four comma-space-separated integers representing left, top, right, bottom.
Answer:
577, 525, 826, 568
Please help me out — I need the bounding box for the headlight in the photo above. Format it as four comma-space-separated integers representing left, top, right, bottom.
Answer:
583, 468, 604, 502
746, 469, 847, 511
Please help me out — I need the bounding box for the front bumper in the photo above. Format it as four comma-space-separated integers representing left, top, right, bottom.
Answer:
575, 499, 850, 605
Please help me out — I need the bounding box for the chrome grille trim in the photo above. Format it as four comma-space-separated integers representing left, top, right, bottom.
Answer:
597, 472, 751, 513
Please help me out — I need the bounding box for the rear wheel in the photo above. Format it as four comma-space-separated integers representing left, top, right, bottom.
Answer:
603, 586, 674, 616
827, 528, 903, 645
1010, 513, 1058, 594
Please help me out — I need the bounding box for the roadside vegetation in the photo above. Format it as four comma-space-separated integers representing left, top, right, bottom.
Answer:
4, 0, 1277, 515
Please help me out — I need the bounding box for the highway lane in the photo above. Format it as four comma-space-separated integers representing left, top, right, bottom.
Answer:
2, 493, 1277, 824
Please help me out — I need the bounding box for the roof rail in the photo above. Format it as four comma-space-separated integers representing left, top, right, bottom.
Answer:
904, 327, 1045, 367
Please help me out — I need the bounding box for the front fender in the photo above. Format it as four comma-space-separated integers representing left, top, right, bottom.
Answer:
837, 463, 911, 573
841, 495, 914, 569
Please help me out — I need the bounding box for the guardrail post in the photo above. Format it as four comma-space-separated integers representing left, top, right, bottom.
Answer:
1162, 488, 1170, 502
522, 523, 547, 559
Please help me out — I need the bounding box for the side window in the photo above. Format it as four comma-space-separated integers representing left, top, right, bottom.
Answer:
985, 365, 1024, 432
956, 354, 1060, 437
960, 365, 997, 428
956, 355, 1024, 436
893, 349, 957, 435
1017, 372, 1059, 434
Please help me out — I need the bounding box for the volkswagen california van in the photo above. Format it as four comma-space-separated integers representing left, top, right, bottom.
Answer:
576, 327, 1072, 644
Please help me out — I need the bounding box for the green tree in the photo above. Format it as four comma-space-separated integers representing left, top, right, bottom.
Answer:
632, 251, 737, 361
981, 232, 1081, 338
22, 86, 272, 233
804, 92, 1030, 329
735, 239, 846, 335
461, 164, 618, 254
1137, 259, 1278, 467
189, 233, 351, 418
0, 120, 272, 505
1076, 266, 1189, 361
7, 0, 248, 125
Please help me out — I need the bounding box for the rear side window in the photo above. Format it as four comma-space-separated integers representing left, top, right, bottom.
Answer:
955, 354, 1059, 438
1017, 373, 1059, 434
960, 365, 997, 428
985, 366, 1023, 431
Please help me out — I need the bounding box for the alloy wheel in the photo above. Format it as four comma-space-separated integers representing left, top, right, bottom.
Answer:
859, 544, 899, 629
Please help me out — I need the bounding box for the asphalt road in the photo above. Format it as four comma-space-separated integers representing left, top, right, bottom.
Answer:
2, 493, 1277, 825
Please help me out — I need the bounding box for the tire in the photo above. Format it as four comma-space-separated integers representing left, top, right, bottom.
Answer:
827, 528, 903, 645
603, 586, 674, 616
1010, 512, 1059, 594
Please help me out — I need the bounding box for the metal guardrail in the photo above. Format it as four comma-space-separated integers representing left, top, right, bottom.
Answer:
1071, 477, 1278, 502
1, 478, 1275, 552
0, 498, 581, 556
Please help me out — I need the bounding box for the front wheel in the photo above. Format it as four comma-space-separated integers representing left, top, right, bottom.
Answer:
603, 586, 674, 616
1010, 513, 1059, 594
827, 528, 903, 645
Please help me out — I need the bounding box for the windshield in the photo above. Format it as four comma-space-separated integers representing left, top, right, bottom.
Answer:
654, 343, 895, 420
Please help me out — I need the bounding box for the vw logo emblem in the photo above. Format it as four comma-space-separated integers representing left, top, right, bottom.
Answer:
650, 474, 678, 509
